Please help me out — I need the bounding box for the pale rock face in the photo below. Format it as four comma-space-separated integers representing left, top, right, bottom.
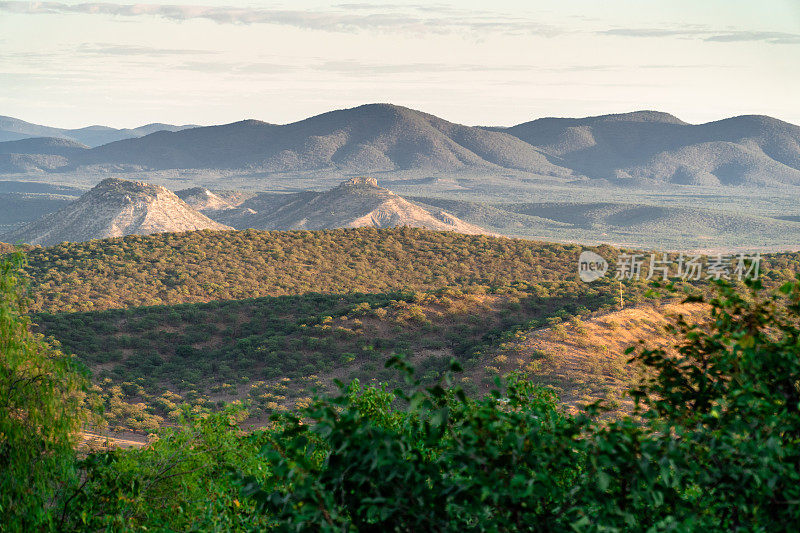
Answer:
1, 178, 231, 246
342, 176, 379, 187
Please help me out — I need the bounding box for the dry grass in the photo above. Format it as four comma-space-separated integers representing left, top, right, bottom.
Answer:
468, 302, 709, 416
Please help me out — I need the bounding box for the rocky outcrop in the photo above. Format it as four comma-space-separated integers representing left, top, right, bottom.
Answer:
1, 178, 231, 246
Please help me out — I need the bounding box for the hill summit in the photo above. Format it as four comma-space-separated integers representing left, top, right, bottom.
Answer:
1, 178, 231, 246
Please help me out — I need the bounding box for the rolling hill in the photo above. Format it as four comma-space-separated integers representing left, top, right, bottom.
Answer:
410, 197, 800, 251
77, 104, 567, 176
0, 137, 90, 173
500, 111, 800, 186
1, 178, 231, 246
18, 226, 800, 433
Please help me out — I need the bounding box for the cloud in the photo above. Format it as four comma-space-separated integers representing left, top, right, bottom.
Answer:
77, 44, 219, 56
601, 27, 800, 45
176, 61, 299, 74
315, 61, 527, 75
0, 1, 562, 36
704, 31, 800, 45
161, 59, 737, 78
313, 61, 727, 76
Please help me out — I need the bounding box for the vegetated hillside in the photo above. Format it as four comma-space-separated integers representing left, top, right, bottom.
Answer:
23, 226, 637, 431
0, 137, 89, 173
0, 137, 89, 156
17, 226, 800, 314
76, 104, 568, 175
1, 178, 231, 246
0, 137, 91, 173
502, 111, 800, 186
0, 115, 197, 146
18, 227, 800, 433
19, 227, 610, 312
193, 177, 486, 234
0, 241, 18, 254
34, 280, 621, 431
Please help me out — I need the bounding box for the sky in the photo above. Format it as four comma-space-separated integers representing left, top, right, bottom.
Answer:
1, 0, 799, 129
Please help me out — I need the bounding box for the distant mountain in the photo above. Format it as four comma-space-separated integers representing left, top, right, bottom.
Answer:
78, 104, 567, 176
500, 111, 800, 186
0, 137, 88, 156
1, 178, 231, 246
0, 137, 90, 173
192, 177, 487, 234
3, 105, 800, 187
0, 116, 198, 147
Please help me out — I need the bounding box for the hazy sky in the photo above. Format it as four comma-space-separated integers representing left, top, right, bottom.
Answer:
1, 0, 799, 128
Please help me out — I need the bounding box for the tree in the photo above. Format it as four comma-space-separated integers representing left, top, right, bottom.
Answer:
0, 252, 92, 531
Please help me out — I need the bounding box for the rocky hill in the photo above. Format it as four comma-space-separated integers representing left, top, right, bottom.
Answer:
1, 178, 231, 246
196, 177, 487, 234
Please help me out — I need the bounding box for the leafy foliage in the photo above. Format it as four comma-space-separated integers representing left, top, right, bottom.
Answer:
59, 406, 273, 532
238, 278, 800, 531
0, 252, 93, 531
243, 367, 584, 531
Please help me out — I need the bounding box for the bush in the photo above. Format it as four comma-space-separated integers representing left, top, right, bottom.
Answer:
240, 278, 800, 531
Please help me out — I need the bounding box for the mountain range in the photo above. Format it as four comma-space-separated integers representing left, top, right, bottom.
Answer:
0, 115, 197, 147
1, 104, 799, 187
